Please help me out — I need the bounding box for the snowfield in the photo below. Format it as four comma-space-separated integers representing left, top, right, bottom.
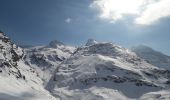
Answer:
0, 75, 58, 100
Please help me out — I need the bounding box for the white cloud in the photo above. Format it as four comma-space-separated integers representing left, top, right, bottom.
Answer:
135, 0, 170, 25
90, 0, 170, 25
65, 17, 71, 23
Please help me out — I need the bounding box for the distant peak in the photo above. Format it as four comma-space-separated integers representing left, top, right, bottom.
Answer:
49, 40, 65, 48
86, 39, 98, 46
131, 45, 154, 52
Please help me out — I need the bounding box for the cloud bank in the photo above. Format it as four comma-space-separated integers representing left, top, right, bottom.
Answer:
90, 0, 170, 25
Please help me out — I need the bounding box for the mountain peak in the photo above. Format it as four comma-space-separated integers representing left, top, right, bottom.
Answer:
49, 40, 65, 48
131, 45, 170, 69
85, 39, 98, 46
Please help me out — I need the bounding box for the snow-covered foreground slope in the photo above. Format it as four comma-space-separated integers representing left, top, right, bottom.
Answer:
0, 32, 59, 100
23, 40, 75, 85
131, 45, 170, 69
48, 41, 170, 100
0, 65, 58, 100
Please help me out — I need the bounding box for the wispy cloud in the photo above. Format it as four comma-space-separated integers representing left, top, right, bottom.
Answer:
90, 0, 170, 25
65, 17, 72, 23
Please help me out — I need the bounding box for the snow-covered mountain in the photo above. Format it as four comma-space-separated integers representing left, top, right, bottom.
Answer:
131, 45, 170, 70
0, 32, 59, 100
23, 40, 75, 85
46, 40, 170, 100
1, 31, 170, 100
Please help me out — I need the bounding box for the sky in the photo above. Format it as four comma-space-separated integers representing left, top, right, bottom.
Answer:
0, 0, 170, 55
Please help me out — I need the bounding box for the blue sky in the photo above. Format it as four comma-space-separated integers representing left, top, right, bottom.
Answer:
0, 0, 170, 55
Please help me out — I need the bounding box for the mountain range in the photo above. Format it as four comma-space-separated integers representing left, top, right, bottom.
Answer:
0, 31, 170, 100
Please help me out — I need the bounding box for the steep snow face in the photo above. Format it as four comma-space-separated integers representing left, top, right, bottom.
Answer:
131, 45, 170, 69
24, 41, 75, 85
0, 32, 59, 100
85, 39, 98, 46
0, 32, 24, 78
49, 42, 170, 99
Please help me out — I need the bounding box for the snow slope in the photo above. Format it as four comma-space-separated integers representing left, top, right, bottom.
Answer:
48, 41, 170, 100
0, 32, 59, 100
